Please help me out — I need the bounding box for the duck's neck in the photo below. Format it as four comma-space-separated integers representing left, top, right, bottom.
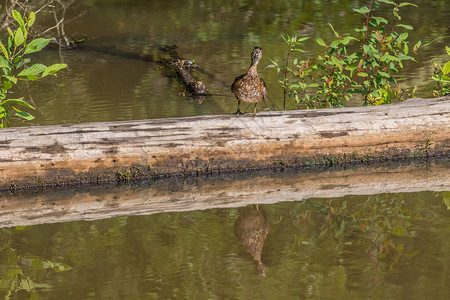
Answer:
247, 63, 259, 76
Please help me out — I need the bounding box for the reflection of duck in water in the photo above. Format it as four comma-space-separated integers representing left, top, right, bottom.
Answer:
234, 205, 270, 276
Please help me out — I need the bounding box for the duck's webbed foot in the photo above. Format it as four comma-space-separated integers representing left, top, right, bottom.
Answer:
244, 104, 257, 117
233, 108, 244, 116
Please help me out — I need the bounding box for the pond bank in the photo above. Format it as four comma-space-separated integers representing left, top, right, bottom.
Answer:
0, 159, 448, 228
0, 96, 449, 192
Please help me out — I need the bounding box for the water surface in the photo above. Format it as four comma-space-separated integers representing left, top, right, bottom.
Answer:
8, 0, 450, 126
1, 191, 450, 299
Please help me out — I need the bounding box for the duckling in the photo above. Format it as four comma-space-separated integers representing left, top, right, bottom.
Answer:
231, 47, 268, 116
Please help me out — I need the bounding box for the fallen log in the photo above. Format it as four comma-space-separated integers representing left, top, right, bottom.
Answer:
0, 161, 448, 228
0, 96, 449, 192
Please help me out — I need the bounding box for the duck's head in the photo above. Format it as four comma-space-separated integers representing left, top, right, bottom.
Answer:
251, 47, 263, 65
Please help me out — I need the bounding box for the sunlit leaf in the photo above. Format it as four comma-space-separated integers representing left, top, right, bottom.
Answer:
399, 2, 418, 7
17, 63, 47, 76
13, 107, 35, 120
14, 28, 25, 46
378, 71, 390, 78
378, 0, 396, 4
12, 10, 25, 30
443, 61, 450, 75
3, 75, 17, 84
24, 38, 51, 55
4, 98, 35, 109
307, 83, 319, 88
0, 56, 11, 69
41, 63, 68, 77
0, 40, 9, 59
27, 11, 36, 28
297, 37, 310, 42
352, 6, 370, 15
3, 80, 12, 90
328, 23, 340, 38
316, 38, 327, 47
372, 16, 389, 24
397, 24, 413, 30
413, 40, 422, 52
357, 72, 369, 77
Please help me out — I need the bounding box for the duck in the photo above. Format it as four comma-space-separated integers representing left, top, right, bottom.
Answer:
231, 47, 268, 116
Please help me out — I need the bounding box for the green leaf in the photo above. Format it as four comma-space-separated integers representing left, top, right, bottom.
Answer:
372, 17, 389, 24
307, 83, 319, 88
399, 2, 418, 7
357, 72, 369, 77
341, 36, 357, 45
316, 38, 327, 47
397, 24, 413, 30
352, 6, 370, 15
13, 107, 35, 120
0, 41, 9, 59
0, 56, 11, 69
328, 23, 340, 38
16, 57, 31, 69
12, 10, 25, 29
331, 56, 343, 71
42, 63, 68, 77
7, 27, 14, 38
17, 63, 47, 76
24, 38, 51, 55
446, 46, 450, 57
397, 32, 409, 43
14, 28, 25, 46
378, 71, 390, 78
413, 40, 422, 52
297, 37, 310, 42
3, 98, 35, 110
378, 0, 396, 4
442, 61, 450, 75
26, 75, 39, 81
3, 75, 17, 84
3, 80, 12, 90
404, 43, 409, 55
27, 11, 36, 28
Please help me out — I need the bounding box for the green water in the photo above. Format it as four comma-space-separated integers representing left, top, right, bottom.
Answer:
1, 191, 450, 299
7, 0, 450, 126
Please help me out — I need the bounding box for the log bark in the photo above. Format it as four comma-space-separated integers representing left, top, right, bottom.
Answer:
0, 96, 449, 191
0, 161, 448, 228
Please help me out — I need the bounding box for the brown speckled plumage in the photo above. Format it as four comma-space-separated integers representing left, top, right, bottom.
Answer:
231, 47, 268, 116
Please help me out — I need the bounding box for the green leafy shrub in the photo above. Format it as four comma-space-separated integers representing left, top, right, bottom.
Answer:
271, 0, 421, 108
432, 46, 450, 97
0, 10, 67, 127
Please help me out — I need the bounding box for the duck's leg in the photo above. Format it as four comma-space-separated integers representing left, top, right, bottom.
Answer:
245, 103, 257, 117
233, 100, 243, 115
